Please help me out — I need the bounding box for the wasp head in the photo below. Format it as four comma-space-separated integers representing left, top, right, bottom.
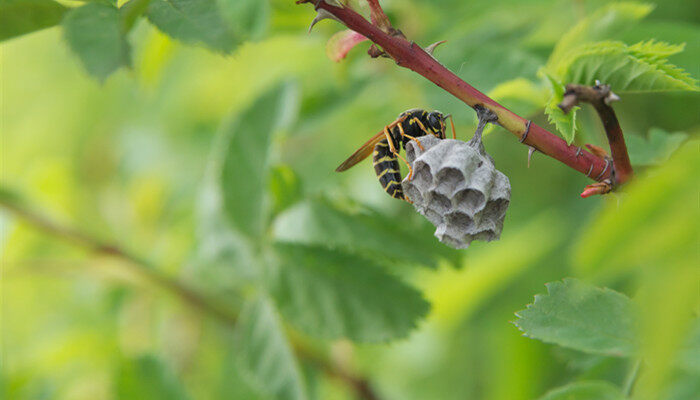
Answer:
427, 111, 448, 139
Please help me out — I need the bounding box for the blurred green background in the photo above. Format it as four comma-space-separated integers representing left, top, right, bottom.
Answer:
1, 0, 698, 399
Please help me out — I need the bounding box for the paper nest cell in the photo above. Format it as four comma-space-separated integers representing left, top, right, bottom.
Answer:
402, 135, 511, 249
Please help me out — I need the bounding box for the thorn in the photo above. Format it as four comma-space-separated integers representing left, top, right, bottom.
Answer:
425, 40, 447, 56
308, 9, 342, 33
527, 146, 536, 168
605, 91, 621, 105
575, 147, 582, 157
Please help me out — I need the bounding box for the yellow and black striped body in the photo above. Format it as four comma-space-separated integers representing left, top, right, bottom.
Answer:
373, 139, 405, 199
372, 109, 448, 200
336, 108, 449, 201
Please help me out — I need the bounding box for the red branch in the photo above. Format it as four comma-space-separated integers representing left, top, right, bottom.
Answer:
300, 0, 611, 182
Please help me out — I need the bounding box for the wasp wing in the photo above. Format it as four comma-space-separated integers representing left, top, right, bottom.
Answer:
335, 130, 387, 172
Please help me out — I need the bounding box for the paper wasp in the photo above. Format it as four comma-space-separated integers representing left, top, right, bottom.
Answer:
336, 109, 455, 201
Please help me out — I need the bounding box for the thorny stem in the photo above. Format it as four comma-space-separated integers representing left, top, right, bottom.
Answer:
298, 0, 612, 183
560, 83, 634, 186
0, 198, 380, 400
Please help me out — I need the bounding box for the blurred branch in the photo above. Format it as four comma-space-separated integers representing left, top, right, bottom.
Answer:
297, 0, 612, 184
0, 195, 381, 400
0, 195, 240, 325
560, 82, 634, 187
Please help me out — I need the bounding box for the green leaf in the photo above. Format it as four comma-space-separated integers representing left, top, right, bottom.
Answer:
270, 243, 429, 342
617, 21, 700, 75
626, 128, 689, 166
514, 279, 637, 356
537, 381, 625, 400
559, 41, 698, 92
234, 295, 307, 400
217, 0, 269, 40
663, 372, 700, 400
268, 165, 303, 217
62, 3, 131, 81
146, 0, 237, 52
116, 355, 190, 400
120, 0, 153, 32
195, 176, 262, 285
628, 39, 686, 58
220, 82, 298, 239
272, 198, 458, 268
543, 72, 578, 143
0, 0, 67, 41
548, 2, 654, 69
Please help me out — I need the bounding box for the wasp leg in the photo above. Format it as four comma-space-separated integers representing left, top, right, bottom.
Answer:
394, 151, 415, 181
382, 114, 410, 154
409, 117, 431, 135
383, 126, 398, 154
398, 123, 424, 151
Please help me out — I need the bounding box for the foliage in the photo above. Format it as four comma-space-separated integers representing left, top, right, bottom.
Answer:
557, 40, 698, 92
62, 2, 131, 81
1, 0, 699, 399
233, 295, 307, 400
220, 83, 296, 238
625, 128, 689, 166
514, 279, 637, 357
539, 2, 697, 142
0, 0, 67, 41
271, 243, 429, 342
146, 0, 238, 53
536, 381, 625, 400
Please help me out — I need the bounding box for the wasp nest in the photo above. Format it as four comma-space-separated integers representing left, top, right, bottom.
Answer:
402, 118, 511, 249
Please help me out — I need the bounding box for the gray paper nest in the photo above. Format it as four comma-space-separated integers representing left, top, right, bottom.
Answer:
402, 134, 510, 249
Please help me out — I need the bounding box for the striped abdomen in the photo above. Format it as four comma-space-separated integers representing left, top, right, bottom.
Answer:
372, 139, 405, 200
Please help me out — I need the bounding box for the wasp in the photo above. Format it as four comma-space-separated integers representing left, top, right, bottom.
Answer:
335, 109, 455, 201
